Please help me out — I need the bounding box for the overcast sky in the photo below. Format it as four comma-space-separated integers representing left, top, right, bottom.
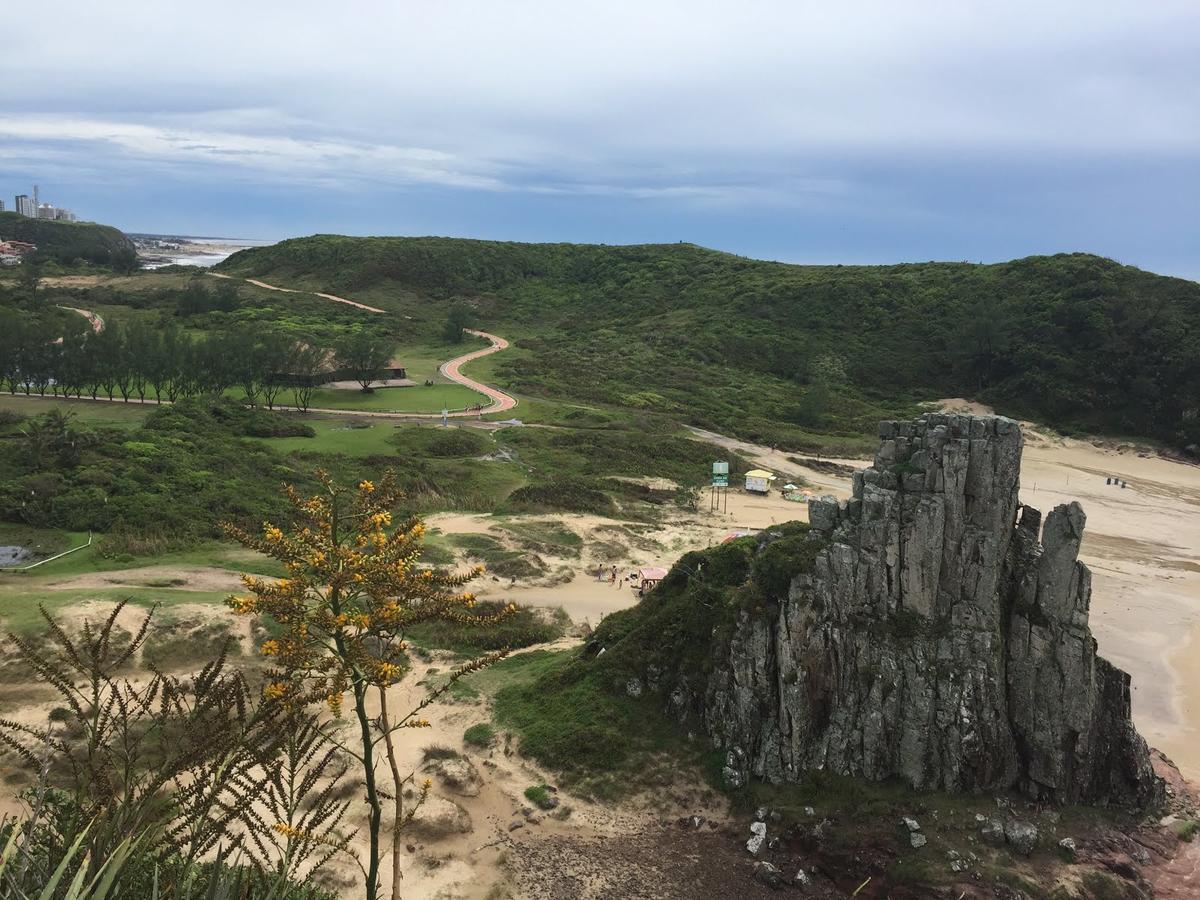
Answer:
3, 1, 1197, 278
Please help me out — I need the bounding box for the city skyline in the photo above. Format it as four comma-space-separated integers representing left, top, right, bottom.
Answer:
7, 183, 77, 222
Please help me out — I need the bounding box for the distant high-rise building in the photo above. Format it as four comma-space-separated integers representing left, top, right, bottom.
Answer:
37, 204, 57, 220
33, 185, 39, 208
15, 195, 35, 217
0, 199, 5, 212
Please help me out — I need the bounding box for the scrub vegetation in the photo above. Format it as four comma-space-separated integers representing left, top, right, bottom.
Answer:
219, 236, 1200, 449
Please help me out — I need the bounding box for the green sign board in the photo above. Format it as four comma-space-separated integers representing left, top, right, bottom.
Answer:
712, 475, 729, 487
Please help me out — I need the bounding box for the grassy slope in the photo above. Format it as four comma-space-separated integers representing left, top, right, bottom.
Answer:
0, 211, 137, 270
218, 237, 1200, 449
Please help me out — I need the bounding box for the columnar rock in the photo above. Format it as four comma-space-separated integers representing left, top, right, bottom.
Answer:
701, 414, 1160, 807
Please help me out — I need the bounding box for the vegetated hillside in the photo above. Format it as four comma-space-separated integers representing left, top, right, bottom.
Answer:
0, 211, 138, 271
219, 237, 1200, 448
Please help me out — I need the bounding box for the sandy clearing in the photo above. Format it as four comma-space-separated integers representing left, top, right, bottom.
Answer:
44, 565, 246, 593
684, 424, 866, 499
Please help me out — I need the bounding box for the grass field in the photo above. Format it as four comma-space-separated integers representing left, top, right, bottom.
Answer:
0, 394, 153, 427
304, 383, 485, 413
255, 418, 402, 456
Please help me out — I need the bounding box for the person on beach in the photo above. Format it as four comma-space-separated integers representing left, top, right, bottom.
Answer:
595, 563, 605, 581
610, 565, 617, 585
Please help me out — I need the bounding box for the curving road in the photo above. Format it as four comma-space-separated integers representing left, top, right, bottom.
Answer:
57, 305, 105, 333
439, 329, 517, 415
206, 272, 517, 417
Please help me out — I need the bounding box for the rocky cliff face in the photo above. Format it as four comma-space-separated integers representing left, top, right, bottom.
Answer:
693, 414, 1160, 807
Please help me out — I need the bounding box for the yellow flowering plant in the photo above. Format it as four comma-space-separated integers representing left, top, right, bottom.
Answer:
223, 470, 514, 900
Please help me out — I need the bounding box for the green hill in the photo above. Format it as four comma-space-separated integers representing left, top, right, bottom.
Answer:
0, 212, 137, 271
218, 237, 1200, 449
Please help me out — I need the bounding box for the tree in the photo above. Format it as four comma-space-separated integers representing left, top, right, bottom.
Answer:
290, 342, 330, 413
441, 302, 474, 344
335, 331, 392, 392
17, 256, 41, 300
223, 473, 513, 900
257, 331, 296, 410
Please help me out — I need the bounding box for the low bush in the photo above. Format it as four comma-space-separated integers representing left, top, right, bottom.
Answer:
407, 601, 567, 654
524, 784, 557, 810
463, 723, 496, 748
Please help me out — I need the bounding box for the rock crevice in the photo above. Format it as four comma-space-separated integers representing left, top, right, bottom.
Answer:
697, 414, 1160, 806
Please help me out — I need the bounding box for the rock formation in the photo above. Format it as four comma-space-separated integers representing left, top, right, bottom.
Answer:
690, 414, 1161, 807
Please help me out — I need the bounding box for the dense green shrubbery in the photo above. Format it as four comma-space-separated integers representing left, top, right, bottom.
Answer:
0, 211, 137, 270
222, 237, 1200, 447
501, 479, 617, 516
407, 601, 568, 654
496, 427, 747, 488
391, 426, 492, 458
0, 399, 315, 535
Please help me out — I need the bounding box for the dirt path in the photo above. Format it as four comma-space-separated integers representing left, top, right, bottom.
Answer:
56, 305, 104, 333
208, 271, 387, 313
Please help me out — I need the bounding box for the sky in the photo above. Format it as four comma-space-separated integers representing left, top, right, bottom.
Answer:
2, 1, 1198, 279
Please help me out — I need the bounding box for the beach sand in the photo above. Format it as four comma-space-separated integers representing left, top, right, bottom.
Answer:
1020, 436, 1200, 778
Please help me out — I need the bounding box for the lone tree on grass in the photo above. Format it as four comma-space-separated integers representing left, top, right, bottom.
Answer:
335, 332, 392, 392
223, 472, 513, 900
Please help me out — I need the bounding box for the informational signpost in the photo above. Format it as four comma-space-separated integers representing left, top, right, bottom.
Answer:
710, 461, 729, 512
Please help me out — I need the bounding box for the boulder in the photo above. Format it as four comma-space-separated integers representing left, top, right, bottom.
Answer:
423, 756, 482, 797
1004, 820, 1039, 856
981, 820, 1007, 847
409, 795, 473, 840
751, 861, 785, 888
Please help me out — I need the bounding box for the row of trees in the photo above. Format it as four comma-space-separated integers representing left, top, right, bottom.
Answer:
0, 313, 395, 413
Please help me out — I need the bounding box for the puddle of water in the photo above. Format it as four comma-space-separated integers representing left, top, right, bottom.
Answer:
0, 546, 32, 566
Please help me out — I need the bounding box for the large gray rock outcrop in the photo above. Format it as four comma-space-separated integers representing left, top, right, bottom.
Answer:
690, 414, 1161, 806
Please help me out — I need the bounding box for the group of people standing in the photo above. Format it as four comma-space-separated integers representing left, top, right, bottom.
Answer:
596, 563, 634, 588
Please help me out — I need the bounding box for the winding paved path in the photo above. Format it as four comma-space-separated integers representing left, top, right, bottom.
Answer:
203, 272, 520, 417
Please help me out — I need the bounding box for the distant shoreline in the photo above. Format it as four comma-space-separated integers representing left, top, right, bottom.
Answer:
133, 234, 272, 269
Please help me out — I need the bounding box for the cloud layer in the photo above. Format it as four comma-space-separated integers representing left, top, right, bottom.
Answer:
3, 1, 1197, 276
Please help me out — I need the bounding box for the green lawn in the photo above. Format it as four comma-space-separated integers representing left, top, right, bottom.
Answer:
390, 336, 489, 382
255, 418, 399, 456
305, 383, 485, 413
0, 394, 152, 427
